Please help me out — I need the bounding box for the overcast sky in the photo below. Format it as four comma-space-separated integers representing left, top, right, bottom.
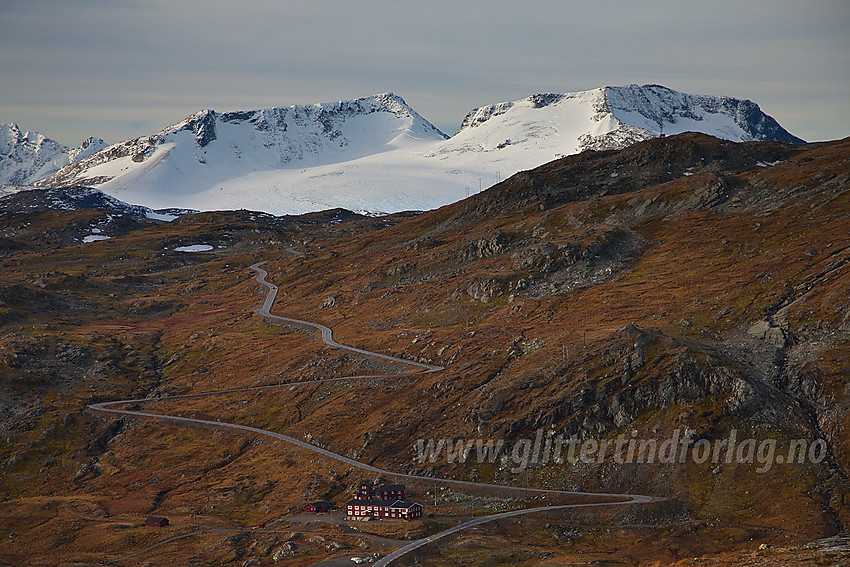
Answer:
1, 0, 848, 146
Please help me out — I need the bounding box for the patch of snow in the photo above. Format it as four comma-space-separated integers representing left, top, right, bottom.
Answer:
146, 211, 178, 221
174, 244, 214, 252
82, 235, 110, 243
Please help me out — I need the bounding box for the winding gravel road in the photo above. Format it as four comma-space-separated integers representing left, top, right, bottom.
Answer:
89, 261, 659, 565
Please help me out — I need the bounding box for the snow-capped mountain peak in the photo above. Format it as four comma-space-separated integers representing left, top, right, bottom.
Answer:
0, 123, 106, 186
448, 85, 802, 158
36, 92, 449, 195
68, 136, 110, 163
9, 85, 804, 215
160, 92, 446, 150
603, 84, 804, 143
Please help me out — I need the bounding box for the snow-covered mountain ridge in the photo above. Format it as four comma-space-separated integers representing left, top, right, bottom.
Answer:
36, 92, 447, 190
0, 123, 106, 186
6, 85, 803, 215
448, 85, 802, 155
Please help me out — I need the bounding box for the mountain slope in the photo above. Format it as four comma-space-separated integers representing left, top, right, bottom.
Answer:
0, 134, 847, 566
31, 85, 803, 215
0, 123, 106, 186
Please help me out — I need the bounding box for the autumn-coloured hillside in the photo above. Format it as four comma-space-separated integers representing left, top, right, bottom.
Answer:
1, 133, 848, 566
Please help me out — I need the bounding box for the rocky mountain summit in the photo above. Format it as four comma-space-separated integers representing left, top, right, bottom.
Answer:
0, 123, 106, 186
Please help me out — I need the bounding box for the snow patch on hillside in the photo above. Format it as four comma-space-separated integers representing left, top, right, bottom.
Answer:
82, 234, 110, 243
174, 244, 214, 252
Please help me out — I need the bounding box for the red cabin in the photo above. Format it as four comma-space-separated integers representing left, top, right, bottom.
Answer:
144, 516, 169, 527
304, 501, 332, 513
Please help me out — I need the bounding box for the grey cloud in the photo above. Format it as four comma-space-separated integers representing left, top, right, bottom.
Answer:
0, 0, 847, 145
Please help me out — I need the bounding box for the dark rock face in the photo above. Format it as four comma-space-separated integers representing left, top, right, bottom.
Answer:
529, 93, 565, 109
604, 84, 805, 143
723, 97, 804, 143
179, 110, 218, 148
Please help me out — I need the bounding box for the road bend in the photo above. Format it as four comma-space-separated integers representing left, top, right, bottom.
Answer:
89, 261, 659, 565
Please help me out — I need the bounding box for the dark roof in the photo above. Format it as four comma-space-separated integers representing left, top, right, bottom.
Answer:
145, 516, 167, 522
306, 501, 332, 508
377, 484, 405, 491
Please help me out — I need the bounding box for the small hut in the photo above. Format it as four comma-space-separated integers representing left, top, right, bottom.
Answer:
304, 501, 332, 513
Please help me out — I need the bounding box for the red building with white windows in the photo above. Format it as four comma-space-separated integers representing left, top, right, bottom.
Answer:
346, 482, 422, 521
377, 484, 405, 501
353, 482, 374, 499
346, 498, 422, 521
352, 482, 406, 501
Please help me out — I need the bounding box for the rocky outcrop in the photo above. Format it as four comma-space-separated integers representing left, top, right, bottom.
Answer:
747, 320, 787, 348
178, 109, 218, 148
36, 135, 161, 187
461, 230, 511, 261
466, 277, 505, 303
